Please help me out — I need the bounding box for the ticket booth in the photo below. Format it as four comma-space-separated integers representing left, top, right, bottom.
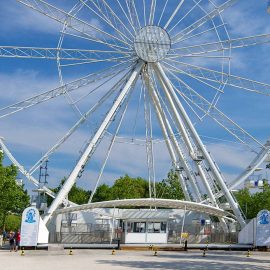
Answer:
122, 220, 168, 244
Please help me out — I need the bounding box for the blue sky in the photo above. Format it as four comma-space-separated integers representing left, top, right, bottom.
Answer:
0, 0, 270, 194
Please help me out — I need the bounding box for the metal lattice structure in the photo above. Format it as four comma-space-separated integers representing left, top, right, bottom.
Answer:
1, 0, 270, 231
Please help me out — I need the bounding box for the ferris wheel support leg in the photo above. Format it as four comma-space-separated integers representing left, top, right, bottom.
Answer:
155, 62, 246, 229
43, 61, 144, 225
153, 66, 229, 231
196, 164, 229, 232
155, 73, 220, 204
144, 72, 191, 201
153, 102, 192, 201
150, 98, 192, 200
153, 67, 203, 202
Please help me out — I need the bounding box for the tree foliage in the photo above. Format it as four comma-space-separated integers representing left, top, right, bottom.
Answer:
48, 171, 186, 205
111, 175, 149, 199
47, 177, 90, 206
92, 175, 149, 202
156, 169, 185, 200
5, 214, 21, 231
92, 184, 113, 202
0, 153, 30, 229
234, 185, 270, 219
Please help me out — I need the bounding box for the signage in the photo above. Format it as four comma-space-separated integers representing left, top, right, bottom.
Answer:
20, 207, 40, 247
181, 232, 189, 239
256, 209, 270, 246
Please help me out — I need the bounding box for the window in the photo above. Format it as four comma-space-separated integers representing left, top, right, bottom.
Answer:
133, 222, 146, 233
161, 222, 167, 233
148, 222, 167, 233
127, 222, 132, 233
148, 222, 161, 233
126, 222, 146, 233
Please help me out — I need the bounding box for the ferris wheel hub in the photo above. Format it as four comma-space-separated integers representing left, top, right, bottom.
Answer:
134, 26, 171, 63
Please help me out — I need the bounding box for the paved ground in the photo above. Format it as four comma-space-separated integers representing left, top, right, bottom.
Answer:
1, 249, 270, 270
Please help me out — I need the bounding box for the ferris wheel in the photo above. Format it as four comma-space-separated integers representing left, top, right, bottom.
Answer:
1, 0, 270, 230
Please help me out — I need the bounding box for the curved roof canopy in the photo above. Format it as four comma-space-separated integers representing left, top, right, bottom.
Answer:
54, 198, 236, 220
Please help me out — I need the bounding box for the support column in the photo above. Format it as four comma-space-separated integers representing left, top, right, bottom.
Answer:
144, 70, 191, 201
43, 61, 144, 225
154, 62, 246, 228
153, 68, 202, 201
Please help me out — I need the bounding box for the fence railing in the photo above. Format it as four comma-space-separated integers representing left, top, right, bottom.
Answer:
49, 222, 239, 244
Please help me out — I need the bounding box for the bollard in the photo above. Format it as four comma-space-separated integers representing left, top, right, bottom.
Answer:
117, 239, 121, 250
184, 240, 188, 251
21, 247, 25, 256
69, 247, 73, 255
202, 249, 206, 257
112, 249, 116, 255
246, 250, 251, 257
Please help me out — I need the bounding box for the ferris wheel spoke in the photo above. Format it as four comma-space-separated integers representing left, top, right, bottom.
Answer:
0, 62, 130, 119
171, 0, 237, 44
163, 0, 184, 30
61, 31, 131, 53
80, 0, 134, 44
17, 0, 131, 51
164, 61, 226, 93
168, 0, 203, 34
29, 67, 134, 175
142, 0, 147, 27
115, 0, 136, 34
167, 60, 270, 96
59, 56, 136, 67
100, 0, 136, 38
100, 0, 135, 37
125, 0, 139, 32
165, 68, 264, 151
176, 22, 228, 44
168, 54, 231, 60
171, 33, 270, 56
131, 0, 141, 30
157, 0, 169, 26
149, 0, 156, 26
72, 62, 135, 105
0, 46, 132, 61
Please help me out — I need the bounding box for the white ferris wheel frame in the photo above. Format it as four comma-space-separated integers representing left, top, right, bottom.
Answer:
1, 0, 270, 230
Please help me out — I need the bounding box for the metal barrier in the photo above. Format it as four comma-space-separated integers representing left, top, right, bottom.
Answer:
167, 222, 238, 244
49, 222, 238, 244
49, 223, 114, 244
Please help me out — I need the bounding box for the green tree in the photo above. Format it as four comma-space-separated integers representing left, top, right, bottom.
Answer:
156, 169, 185, 200
47, 178, 90, 206
0, 153, 30, 229
111, 175, 149, 200
5, 215, 21, 231
234, 185, 270, 219
92, 184, 113, 202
